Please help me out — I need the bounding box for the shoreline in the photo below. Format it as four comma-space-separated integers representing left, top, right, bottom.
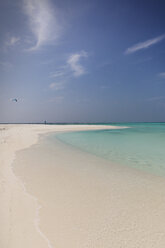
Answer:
0, 124, 125, 248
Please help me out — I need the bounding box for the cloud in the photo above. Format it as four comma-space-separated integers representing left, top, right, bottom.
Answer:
158, 72, 165, 79
49, 70, 67, 78
67, 51, 88, 76
5, 36, 20, 47
23, 0, 61, 51
49, 82, 64, 90
49, 51, 88, 91
125, 34, 165, 54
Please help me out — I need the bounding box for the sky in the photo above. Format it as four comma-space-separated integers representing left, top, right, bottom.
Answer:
0, 0, 165, 123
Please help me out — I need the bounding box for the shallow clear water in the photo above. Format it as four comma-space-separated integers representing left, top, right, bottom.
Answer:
54, 123, 165, 176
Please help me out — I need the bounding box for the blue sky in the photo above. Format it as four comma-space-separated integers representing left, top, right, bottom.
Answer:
1, 0, 165, 123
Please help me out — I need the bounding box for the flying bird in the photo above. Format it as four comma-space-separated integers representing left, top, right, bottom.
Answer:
10, 98, 18, 102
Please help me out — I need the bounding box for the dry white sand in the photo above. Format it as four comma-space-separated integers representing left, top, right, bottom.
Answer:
1, 124, 165, 248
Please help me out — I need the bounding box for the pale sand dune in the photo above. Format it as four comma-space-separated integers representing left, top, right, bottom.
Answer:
0, 124, 123, 248
1, 124, 165, 247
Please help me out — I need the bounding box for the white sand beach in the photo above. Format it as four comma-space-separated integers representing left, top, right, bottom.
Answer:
1, 124, 165, 248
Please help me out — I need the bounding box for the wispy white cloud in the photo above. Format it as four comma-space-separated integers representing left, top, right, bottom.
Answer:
125, 34, 165, 54
49, 51, 88, 90
49, 70, 67, 78
49, 82, 64, 90
5, 36, 20, 47
158, 72, 165, 79
50, 51, 88, 80
23, 0, 61, 51
67, 51, 88, 76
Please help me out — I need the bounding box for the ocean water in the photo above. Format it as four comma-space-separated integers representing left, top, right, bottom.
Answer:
54, 123, 165, 176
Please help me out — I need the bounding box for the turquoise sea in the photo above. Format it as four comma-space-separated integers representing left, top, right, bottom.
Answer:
54, 123, 165, 176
